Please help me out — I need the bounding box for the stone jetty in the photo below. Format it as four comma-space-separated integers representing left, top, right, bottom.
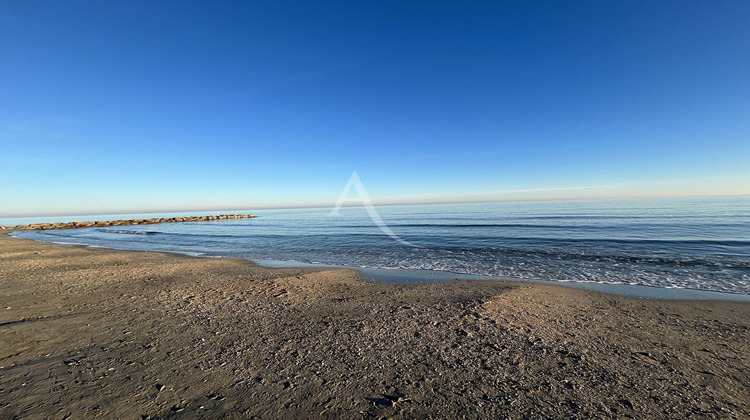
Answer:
0, 214, 256, 231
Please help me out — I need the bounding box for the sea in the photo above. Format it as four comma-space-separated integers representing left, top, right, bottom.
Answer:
7, 195, 750, 300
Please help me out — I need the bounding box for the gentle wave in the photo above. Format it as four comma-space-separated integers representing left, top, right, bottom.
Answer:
336, 222, 750, 229
97, 229, 159, 235
109, 230, 750, 247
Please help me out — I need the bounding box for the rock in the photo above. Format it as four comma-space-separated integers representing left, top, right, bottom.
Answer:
13, 214, 257, 231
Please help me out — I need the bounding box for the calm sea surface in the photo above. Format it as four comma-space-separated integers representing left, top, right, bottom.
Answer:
8, 196, 750, 295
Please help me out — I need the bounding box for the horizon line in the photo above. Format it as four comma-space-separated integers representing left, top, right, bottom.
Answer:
1, 191, 748, 219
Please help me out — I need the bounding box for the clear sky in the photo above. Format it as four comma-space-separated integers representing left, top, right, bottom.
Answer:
1, 1, 749, 216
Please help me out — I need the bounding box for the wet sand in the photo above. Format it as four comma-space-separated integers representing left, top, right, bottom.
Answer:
1, 232, 748, 418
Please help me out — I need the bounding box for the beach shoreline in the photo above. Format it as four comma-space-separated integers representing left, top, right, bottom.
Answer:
254, 259, 750, 302
13, 228, 750, 302
1, 232, 748, 418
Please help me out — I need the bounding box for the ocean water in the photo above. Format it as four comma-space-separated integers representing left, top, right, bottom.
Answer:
9, 196, 750, 296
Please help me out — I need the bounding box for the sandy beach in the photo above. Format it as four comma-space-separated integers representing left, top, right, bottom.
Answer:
1, 232, 748, 419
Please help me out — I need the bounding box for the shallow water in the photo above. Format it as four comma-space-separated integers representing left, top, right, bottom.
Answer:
10, 196, 750, 295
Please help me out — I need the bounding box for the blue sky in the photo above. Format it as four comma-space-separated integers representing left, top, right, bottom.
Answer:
1, 1, 749, 216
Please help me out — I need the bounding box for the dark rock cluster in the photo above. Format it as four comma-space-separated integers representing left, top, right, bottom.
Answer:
0, 214, 256, 231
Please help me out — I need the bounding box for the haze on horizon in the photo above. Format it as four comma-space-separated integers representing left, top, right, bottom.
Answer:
1, 1, 749, 218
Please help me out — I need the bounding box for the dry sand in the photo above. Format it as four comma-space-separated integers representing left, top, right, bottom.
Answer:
0, 232, 748, 419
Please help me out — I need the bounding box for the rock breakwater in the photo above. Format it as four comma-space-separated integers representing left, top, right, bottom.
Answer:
0, 214, 256, 231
